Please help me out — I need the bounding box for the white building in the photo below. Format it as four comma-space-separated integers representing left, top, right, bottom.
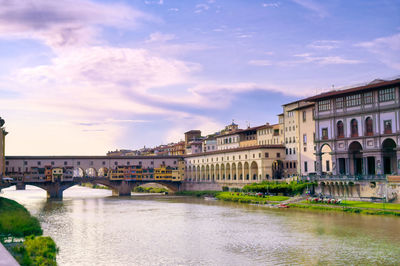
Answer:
306, 78, 400, 177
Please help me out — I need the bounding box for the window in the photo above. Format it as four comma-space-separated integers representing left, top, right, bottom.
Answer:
277, 153, 280, 158
384, 120, 392, 134
51, 161, 54, 165
290, 162, 292, 168
303, 134, 307, 145
259, 153, 261, 158
37, 161, 41, 166
293, 162, 296, 169
351, 119, 358, 137
265, 152, 269, 158
322, 128, 328, 140
336, 97, 344, 108
64, 161, 67, 166
286, 148, 288, 155
379, 88, 395, 102
24, 161, 27, 166
346, 94, 361, 107
287, 111, 293, 117
77, 161, 80, 166
326, 160, 330, 172
114, 161, 118, 166
90, 161, 94, 166
302, 111, 306, 122
337, 121, 344, 138
364, 92, 373, 104
304, 162, 308, 172
286, 162, 289, 168
318, 100, 331, 111
102, 161, 106, 165
365, 117, 373, 136
127, 161, 130, 165
289, 148, 292, 155
293, 148, 296, 154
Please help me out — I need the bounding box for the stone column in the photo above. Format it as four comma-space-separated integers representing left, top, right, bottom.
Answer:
397, 151, 400, 175
316, 152, 323, 176
345, 158, 350, 175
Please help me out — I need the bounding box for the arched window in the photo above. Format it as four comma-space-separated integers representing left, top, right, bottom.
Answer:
365, 117, 373, 136
351, 119, 358, 137
337, 121, 344, 138
289, 148, 292, 154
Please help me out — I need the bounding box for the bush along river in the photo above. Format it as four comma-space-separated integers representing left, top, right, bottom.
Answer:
1, 185, 399, 265
0, 196, 58, 265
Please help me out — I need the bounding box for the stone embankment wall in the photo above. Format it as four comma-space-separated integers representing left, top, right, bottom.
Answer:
315, 181, 400, 203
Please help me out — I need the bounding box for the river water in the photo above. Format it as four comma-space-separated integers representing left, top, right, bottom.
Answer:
2, 186, 400, 266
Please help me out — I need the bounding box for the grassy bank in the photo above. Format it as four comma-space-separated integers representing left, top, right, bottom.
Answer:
216, 192, 289, 204
81, 183, 109, 190
289, 201, 400, 217
243, 181, 315, 196
175, 190, 221, 197
0, 197, 58, 265
0, 197, 42, 238
133, 186, 168, 193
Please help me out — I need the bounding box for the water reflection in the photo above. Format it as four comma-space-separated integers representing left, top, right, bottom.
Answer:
1, 186, 400, 266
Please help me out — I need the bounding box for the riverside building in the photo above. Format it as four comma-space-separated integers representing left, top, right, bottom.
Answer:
306, 78, 400, 177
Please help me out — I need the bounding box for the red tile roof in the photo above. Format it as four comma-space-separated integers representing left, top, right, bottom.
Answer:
304, 78, 400, 101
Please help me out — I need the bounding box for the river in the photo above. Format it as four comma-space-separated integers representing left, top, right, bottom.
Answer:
1, 186, 400, 265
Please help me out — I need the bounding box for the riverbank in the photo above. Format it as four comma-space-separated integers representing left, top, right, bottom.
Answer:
176, 190, 400, 216
216, 192, 289, 204
0, 196, 58, 265
288, 200, 400, 217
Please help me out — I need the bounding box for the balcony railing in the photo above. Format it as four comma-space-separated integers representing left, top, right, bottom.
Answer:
305, 174, 387, 182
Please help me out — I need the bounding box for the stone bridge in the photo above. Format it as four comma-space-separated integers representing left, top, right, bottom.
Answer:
0, 177, 182, 199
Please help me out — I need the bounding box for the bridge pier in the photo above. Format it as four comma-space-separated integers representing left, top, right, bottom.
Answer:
47, 188, 63, 199
112, 181, 132, 196
16, 183, 26, 190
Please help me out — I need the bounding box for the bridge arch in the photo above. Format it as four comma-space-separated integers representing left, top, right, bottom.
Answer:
86, 168, 97, 178
74, 168, 85, 177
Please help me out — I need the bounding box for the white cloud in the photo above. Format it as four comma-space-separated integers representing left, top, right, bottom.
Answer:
146, 32, 175, 43
307, 40, 340, 50
168, 8, 179, 12
262, 3, 280, 8
195, 4, 210, 13
248, 60, 273, 66
355, 33, 400, 70
291, 0, 328, 18
0, 0, 155, 48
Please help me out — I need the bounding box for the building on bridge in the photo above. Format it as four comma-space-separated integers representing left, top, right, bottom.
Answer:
4, 156, 184, 178
0, 117, 7, 177
305, 78, 400, 177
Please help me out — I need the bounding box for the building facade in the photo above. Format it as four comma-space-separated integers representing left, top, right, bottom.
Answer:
185, 145, 285, 184
0, 117, 6, 177
307, 79, 400, 177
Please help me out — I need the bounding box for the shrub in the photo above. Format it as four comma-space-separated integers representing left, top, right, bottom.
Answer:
222, 186, 229, 191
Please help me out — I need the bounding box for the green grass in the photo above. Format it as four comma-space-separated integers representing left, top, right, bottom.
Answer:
243, 181, 316, 196
175, 190, 221, 197
0, 197, 42, 238
340, 200, 400, 210
0, 197, 59, 265
133, 186, 168, 193
216, 192, 289, 204
289, 202, 400, 217
12, 236, 58, 266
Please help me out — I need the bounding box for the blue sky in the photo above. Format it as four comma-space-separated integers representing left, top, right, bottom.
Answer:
0, 0, 399, 155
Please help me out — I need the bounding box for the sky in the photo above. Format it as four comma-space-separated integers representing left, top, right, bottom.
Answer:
0, 0, 399, 155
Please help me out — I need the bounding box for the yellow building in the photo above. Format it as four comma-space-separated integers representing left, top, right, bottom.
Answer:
154, 166, 172, 180
52, 167, 63, 182
109, 166, 125, 180
171, 160, 185, 181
